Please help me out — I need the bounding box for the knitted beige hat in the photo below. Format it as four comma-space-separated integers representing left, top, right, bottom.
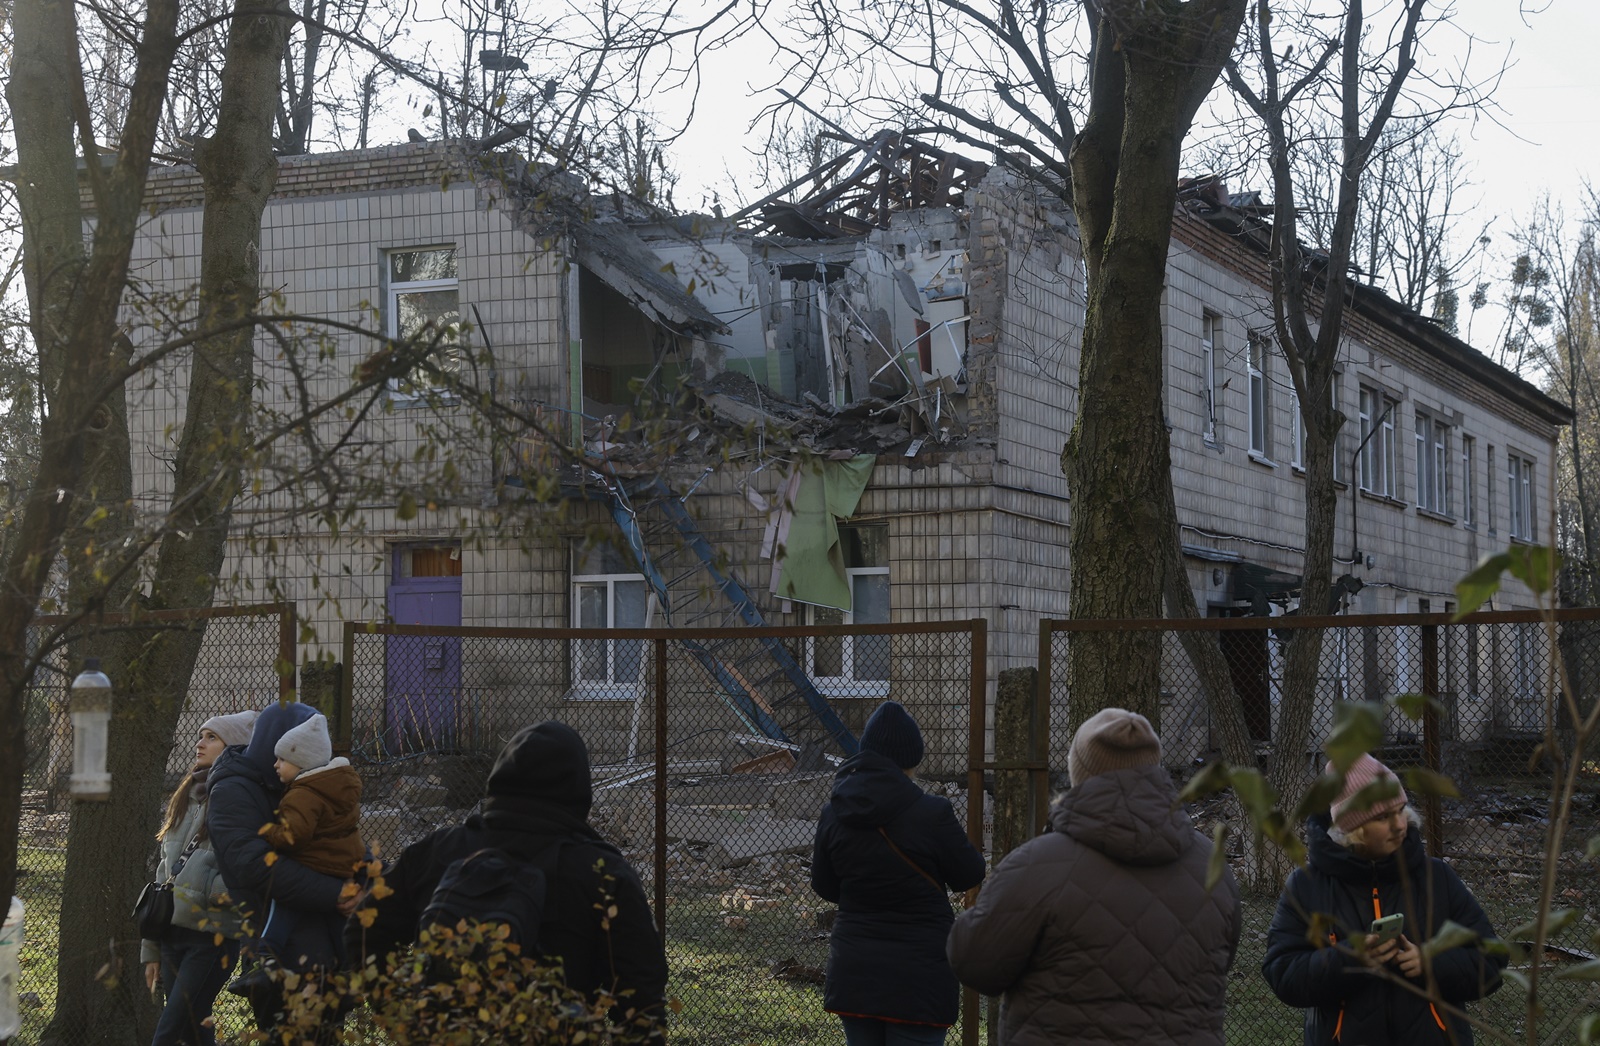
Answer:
200, 709, 258, 748
1068, 707, 1162, 787
1329, 753, 1408, 832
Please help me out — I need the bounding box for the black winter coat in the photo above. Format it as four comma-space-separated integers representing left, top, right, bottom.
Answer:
207, 744, 348, 970
810, 750, 986, 1026
349, 723, 667, 1031
1263, 813, 1505, 1046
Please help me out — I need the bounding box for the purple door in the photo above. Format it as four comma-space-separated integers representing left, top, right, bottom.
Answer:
386, 546, 462, 754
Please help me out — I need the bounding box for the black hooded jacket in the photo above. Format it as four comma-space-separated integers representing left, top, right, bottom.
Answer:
349, 722, 667, 1029
810, 750, 986, 1026
1263, 813, 1505, 1046
207, 703, 348, 970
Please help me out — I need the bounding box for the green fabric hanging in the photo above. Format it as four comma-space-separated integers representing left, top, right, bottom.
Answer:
775, 454, 875, 610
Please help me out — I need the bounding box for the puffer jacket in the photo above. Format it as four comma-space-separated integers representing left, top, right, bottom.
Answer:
947, 763, 1240, 1046
262, 758, 364, 878
810, 750, 986, 1026
208, 733, 348, 971
1262, 813, 1504, 1046
138, 786, 246, 964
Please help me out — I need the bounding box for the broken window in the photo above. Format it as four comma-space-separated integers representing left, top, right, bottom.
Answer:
386, 247, 462, 395
806, 525, 890, 697
578, 266, 678, 415
571, 541, 650, 699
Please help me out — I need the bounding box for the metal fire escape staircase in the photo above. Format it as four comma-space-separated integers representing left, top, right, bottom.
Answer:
603, 475, 859, 757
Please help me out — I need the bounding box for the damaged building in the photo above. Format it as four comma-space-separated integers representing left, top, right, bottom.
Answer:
119, 135, 1567, 775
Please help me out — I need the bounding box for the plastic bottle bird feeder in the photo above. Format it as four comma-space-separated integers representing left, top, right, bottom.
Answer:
69, 658, 113, 801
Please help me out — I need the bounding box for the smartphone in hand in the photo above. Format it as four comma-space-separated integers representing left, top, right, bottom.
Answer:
1370, 913, 1405, 945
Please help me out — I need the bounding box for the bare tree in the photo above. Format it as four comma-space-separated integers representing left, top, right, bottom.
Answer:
774, 0, 1253, 744
1218, 0, 1499, 856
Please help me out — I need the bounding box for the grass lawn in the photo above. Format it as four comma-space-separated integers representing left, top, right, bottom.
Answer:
9, 862, 1585, 1044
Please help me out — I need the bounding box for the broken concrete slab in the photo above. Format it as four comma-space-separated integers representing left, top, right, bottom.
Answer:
731, 750, 796, 775
708, 818, 816, 868
768, 773, 835, 819
665, 804, 773, 845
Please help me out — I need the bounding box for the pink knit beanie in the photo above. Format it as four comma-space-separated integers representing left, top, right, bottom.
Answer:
1329, 753, 1408, 832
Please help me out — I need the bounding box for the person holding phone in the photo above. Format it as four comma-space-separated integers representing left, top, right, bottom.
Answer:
1263, 753, 1506, 1045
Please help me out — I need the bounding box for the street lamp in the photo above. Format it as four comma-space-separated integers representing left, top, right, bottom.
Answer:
69, 658, 112, 801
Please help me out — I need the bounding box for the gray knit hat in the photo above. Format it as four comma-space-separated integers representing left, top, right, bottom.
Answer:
200, 709, 258, 748
1068, 707, 1162, 787
275, 713, 333, 771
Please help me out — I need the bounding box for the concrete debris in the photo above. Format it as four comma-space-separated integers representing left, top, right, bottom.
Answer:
768, 773, 835, 819
707, 818, 816, 868
730, 749, 796, 775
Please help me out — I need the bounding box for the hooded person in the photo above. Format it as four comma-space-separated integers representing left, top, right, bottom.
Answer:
206, 701, 355, 1034
348, 721, 667, 1038
947, 708, 1241, 1046
1262, 753, 1505, 1045
810, 701, 986, 1045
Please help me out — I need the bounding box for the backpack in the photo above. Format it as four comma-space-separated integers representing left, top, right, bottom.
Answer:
418, 842, 565, 956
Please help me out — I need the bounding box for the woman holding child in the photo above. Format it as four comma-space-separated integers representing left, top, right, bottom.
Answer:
206, 702, 360, 1037
141, 709, 256, 1046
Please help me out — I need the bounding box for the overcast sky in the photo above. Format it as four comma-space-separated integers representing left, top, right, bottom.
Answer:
666, 0, 1597, 346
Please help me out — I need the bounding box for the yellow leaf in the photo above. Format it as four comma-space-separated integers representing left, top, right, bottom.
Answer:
357, 908, 377, 928
263, 852, 278, 866
370, 882, 394, 901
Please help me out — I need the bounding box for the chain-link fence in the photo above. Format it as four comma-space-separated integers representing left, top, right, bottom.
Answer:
1041, 608, 1600, 1045
341, 619, 990, 1046
15, 604, 295, 1046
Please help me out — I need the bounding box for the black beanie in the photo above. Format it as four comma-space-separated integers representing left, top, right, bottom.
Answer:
486, 721, 594, 817
859, 701, 924, 769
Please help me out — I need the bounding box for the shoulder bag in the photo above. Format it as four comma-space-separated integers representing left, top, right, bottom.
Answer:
134, 834, 203, 940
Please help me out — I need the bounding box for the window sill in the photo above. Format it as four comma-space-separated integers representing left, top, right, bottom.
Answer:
1417, 508, 1456, 525
1358, 489, 1408, 510
1247, 450, 1277, 468
812, 679, 891, 700
564, 686, 638, 702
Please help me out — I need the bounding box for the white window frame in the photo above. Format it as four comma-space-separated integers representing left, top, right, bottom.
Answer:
1509, 453, 1536, 541
385, 246, 462, 397
804, 526, 891, 698
1414, 412, 1450, 516
1487, 444, 1498, 534
1289, 391, 1304, 471
1461, 436, 1477, 527
1358, 386, 1398, 498
1248, 331, 1270, 459
1201, 312, 1220, 443
570, 550, 652, 701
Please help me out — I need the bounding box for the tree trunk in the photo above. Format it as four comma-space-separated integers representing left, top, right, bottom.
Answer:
38, 0, 287, 1040
1061, 0, 1247, 734
0, 0, 179, 916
